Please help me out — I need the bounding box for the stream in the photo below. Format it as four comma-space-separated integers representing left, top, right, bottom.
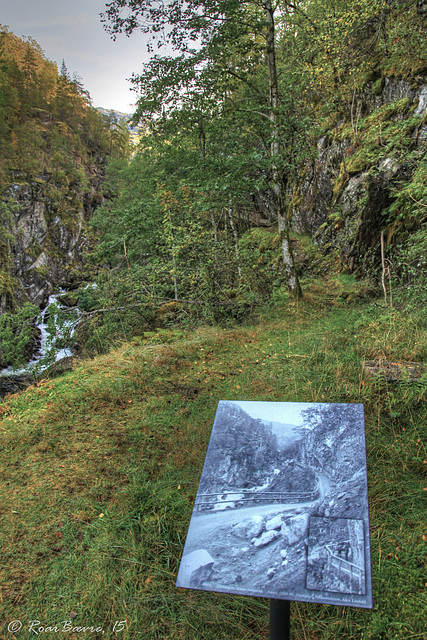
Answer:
0, 292, 80, 397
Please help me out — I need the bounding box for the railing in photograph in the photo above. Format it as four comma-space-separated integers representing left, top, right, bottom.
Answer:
325, 544, 365, 595
194, 488, 320, 512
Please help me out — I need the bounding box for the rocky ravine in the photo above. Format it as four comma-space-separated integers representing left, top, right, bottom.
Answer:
1, 165, 105, 314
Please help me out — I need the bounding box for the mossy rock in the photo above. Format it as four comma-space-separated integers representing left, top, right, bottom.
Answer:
372, 76, 385, 96
57, 292, 78, 307
34, 265, 50, 279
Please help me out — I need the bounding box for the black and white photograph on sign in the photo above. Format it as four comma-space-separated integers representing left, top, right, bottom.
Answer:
306, 517, 366, 595
176, 401, 373, 608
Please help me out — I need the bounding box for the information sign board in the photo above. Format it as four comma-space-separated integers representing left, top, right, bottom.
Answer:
176, 401, 373, 609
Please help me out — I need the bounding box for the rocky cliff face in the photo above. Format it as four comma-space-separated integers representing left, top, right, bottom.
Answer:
291, 78, 427, 272
1, 163, 105, 313
0, 29, 113, 317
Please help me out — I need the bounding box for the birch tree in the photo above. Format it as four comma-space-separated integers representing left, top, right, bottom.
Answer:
102, 0, 303, 295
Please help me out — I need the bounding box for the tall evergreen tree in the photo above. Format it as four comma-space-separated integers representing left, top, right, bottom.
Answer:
60, 58, 70, 80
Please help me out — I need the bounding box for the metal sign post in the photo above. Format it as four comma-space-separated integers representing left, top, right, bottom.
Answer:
269, 599, 290, 640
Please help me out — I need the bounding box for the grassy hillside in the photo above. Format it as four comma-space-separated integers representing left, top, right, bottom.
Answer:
1, 278, 426, 639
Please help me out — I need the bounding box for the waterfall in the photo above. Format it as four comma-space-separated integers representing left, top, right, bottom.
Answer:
0, 292, 80, 379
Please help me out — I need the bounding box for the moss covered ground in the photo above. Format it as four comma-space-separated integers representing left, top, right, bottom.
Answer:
0, 277, 426, 639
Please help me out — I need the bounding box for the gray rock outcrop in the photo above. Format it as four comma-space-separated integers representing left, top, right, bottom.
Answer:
1, 167, 104, 313
177, 549, 215, 587
265, 515, 283, 531
253, 530, 280, 548
232, 515, 264, 539
291, 78, 427, 272
281, 514, 309, 546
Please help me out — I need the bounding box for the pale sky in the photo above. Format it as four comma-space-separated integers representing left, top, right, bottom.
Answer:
1, 0, 154, 113
233, 401, 317, 427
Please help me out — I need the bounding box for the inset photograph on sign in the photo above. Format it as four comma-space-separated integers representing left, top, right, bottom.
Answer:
176, 401, 373, 608
306, 516, 366, 595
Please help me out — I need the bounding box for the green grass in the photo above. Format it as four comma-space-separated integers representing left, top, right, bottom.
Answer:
0, 278, 426, 639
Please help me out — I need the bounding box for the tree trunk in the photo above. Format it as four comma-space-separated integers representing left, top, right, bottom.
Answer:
211, 212, 218, 244
265, 0, 302, 297
228, 196, 242, 278
167, 209, 179, 301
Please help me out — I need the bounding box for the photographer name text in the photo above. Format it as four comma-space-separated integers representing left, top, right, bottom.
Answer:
7, 620, 126, 635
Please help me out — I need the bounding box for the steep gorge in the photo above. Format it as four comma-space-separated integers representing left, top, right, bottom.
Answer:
0, 27, 112, 315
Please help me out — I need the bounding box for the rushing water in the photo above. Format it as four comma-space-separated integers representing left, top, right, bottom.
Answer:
0, 292, 80, 379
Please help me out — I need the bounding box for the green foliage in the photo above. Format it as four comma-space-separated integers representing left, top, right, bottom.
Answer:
238, 228, 282, 300
0, 199, 20, 311
88, 127, 269, 347
102, 1, 313, 294
89, 0, 425, 329
90, 154, 161, 265
74, 271, 157, 356
0, 199, 15, 266
0, 26, 114, 190
332, 98, 422, 177
98, 113, 131, 159
389, 225, 427, 308
387, 151, 427, 227
0, 26, 130, 318
291, 0, 427, 118
0, 302, 39, 369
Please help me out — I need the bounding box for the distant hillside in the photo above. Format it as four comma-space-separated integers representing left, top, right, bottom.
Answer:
268, 422, 305, 450
96, 107, 132, 124
0, 27, 120, 315
96, 107, 145, 145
